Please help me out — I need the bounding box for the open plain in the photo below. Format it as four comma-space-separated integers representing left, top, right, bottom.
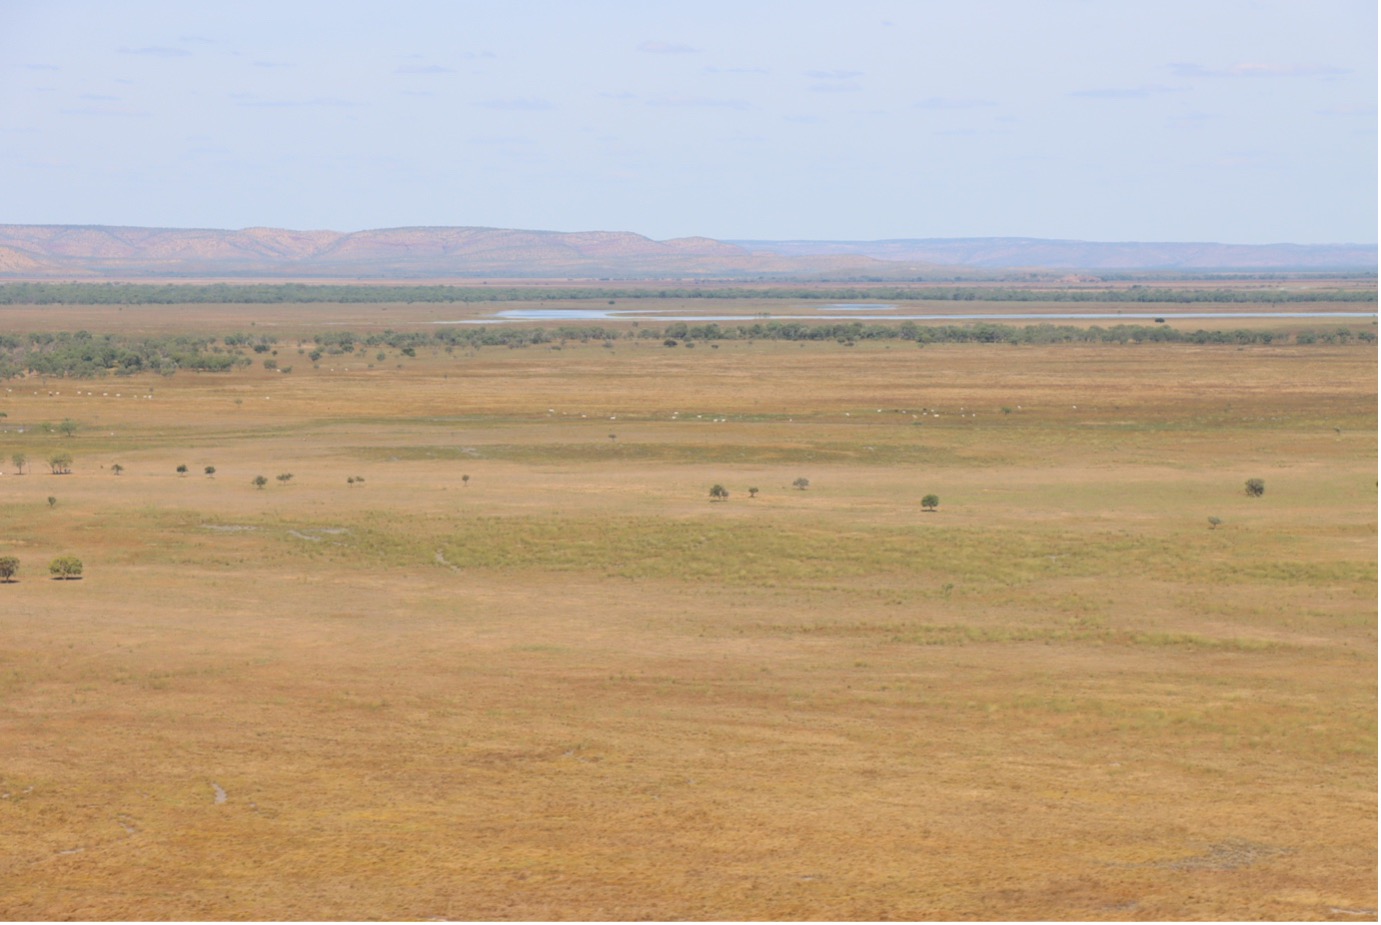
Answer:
0, 301, 1375, 920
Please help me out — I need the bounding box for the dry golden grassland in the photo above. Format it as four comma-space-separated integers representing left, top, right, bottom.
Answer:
0, 310, 1375, 920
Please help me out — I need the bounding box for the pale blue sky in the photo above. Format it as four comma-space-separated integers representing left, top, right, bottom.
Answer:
2, 0, 1375, 243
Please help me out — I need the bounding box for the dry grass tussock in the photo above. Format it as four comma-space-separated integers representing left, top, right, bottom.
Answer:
0, 327, 1375, 920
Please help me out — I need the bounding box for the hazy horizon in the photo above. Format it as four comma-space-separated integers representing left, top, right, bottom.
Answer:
1, 221, 1378, 248
3, 1, 1376, 245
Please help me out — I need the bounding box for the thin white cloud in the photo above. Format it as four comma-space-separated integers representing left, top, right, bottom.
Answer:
395, 64, 456, 75
232, 94, 361, 109
805, 69, 864, 94
1315, 104, 1377, 117
119, 46, 191, 57
468, 135, 537, 146
913, 97, 997, 110
60, 105, 148, 118
1167, 111, 1221, 128
1070, 84, 1187, 100
477, 98, 556, 111
704, 66, 769, 75
645, 96, 750, 110
1171, 62, 1349, 78
638, 40, 698, 54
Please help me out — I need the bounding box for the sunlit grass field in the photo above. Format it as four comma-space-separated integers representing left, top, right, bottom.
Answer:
0, 319, 1375, 920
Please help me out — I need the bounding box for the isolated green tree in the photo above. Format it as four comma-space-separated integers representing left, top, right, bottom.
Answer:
709, 484, 729, 501
204, 465, 216, 477
277, 473, 294, 485
47, 496, 57, 508
748, 487, 759, 498
58, 418, 78, 438
10, 453, 26, 475
253, 475, 268, 489
176, 464, 188, 476
1245, 478, 1265, 497
48, 556, 83, 580
922, 494, 940, 512
792, 477, 810, 491
0, 556, 18, 582
462, 474, 470, 487
111, 463, 124, 476
1208, 516, 1223, 530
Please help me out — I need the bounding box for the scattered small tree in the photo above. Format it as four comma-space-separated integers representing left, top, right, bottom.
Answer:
111, 463, 124, 476
48, 556, 83, 580
277, 473, 294, 485
58, 418, 78, 438
461, 474, 470, 488
1208, 516, 1223, 530
204, 466, 216, 478
252, 475, 268, 489
11, 453, 26, 475
709, 484, 729, 502
922, 494, 940, 512
792, 477, 810, 491
1245, 478, 1265, 497
176, 464, 188, 476
748, 487, 759, 498
48, 452, 73, 475
47, 496, 57, 509
0, 556, 18, 583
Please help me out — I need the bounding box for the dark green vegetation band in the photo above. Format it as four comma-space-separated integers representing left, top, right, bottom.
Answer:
0, 282, 1375, 305
0, 322, 1375, 379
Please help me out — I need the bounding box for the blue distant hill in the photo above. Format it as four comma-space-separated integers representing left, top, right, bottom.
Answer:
729, 237, 1377, 272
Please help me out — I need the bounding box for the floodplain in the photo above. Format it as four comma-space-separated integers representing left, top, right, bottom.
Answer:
0, 295, 1375, 920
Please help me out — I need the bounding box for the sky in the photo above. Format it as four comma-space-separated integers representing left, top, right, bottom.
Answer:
1, 0, 1376, 244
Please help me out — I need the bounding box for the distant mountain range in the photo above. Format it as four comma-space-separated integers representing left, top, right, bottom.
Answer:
0, 225, 1372, 280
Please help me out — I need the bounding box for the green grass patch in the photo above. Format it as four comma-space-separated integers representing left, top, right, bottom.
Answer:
346, 440, 979, 466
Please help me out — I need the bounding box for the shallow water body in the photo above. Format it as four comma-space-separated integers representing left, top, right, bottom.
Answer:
439, 304, 1377, 325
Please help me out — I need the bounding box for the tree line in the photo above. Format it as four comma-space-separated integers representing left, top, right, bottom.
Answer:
0, 331, 248, 379
0, 321, 1372, 380
0, 282, 1374, 305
